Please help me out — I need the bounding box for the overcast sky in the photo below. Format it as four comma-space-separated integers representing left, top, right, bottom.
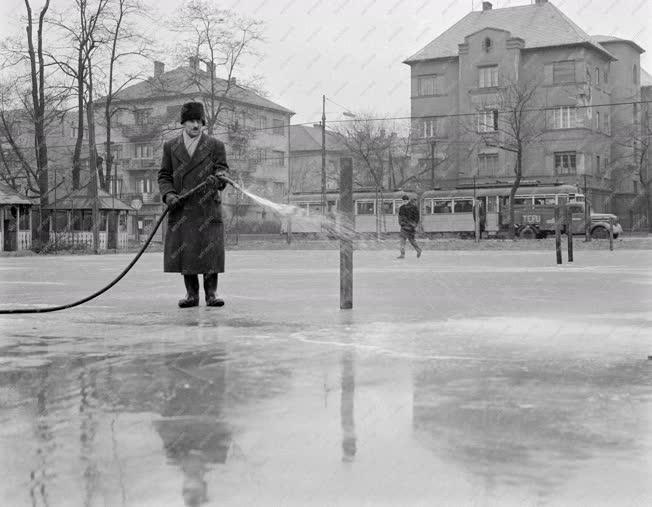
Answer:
1, 0, 650, 125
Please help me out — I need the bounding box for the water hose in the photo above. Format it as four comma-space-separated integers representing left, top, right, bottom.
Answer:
0, 178, 230, 315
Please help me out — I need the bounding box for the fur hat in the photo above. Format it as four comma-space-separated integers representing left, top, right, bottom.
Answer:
180, 101, 206, 125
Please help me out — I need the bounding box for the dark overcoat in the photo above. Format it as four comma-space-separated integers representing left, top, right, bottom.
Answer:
158, 133, 229, 274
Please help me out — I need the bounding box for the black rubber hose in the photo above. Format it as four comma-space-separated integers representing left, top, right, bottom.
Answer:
0, 181, 212, 314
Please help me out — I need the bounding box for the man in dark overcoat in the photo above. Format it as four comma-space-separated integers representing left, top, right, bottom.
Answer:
397, 194, 423, 259
158, 101, 229, 308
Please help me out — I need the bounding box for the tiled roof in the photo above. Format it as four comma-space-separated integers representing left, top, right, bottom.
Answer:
44, 188, 133, 211
289, 125, 347, 152
591, 35, 645, 54
103, 66, 294, 114
405, 2, 615, 63
0, 182, 31, 205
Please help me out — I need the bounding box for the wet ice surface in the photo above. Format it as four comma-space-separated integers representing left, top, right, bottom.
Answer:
0, 249, 651, 506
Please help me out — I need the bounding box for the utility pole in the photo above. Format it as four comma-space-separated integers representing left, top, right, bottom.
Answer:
287, 117, 292, 244
321, 95, 326, 218
430, 140, 436, 189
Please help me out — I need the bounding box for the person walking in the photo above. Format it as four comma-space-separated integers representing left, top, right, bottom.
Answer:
397, 194, 422, 259
158, 101, 229, 308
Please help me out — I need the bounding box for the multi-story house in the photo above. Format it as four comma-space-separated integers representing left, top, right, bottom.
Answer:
404, 0, 648, 229
94, 58, 294, 239
288, 124, 348, 194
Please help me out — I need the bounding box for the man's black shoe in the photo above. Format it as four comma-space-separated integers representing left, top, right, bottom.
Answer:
178, 296, 200, 308
206, 295, 225, 307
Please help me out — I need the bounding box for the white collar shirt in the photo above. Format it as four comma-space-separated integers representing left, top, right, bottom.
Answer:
182, 130, 202, 158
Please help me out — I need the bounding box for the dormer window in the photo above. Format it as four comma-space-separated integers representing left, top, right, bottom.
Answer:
483, 37, 493, 52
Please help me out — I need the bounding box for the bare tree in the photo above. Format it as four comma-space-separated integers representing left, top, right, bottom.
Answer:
46, 0, 110, 191
0, 1, 65, 243
473, 78, 544, 239
170, 0, 264, 135
333, 115, 395, 239
610, 100, 651, 231
97, 0, 150, 194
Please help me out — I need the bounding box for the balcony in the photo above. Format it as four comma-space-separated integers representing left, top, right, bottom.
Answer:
122, 158, 158, 171
122, 192, 162, 206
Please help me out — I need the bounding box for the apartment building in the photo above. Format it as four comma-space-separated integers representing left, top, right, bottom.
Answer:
93, 58, 294, 239
404, 0, 647, 228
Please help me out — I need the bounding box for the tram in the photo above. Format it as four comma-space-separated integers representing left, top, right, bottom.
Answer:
286, 184, 585, 237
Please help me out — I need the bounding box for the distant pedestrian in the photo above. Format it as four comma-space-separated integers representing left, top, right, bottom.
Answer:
158, 101, 229, 308
397, 195, 422, 259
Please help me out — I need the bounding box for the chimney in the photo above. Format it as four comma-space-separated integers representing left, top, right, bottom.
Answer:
535, 0, 548, 4
189, 56, 199, 71
154, 60, 164, 78
205, 61, 216, 75
229, 76, 237, 86
482, 1, 492, 10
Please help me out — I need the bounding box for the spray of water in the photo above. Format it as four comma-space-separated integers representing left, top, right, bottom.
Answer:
226, 177, 300, 217
223, 176, 359, 240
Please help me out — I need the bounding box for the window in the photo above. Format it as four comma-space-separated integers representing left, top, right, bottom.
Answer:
381, 200, 395, 215
356, 201, 375, 215
259, 116, 267, 130
273, 182, 285, 194
110, 176, 123, 196
553, 61, 575, 84
418, 75, 442, 96
533, 195, 557, 205
595, 67, 600, 85
419, 116, 445, 138
551, 107, 577, 129
134, 108, 152, 126
595, 111, 601, 131
138, 178, 153, 193
453, 199, 473, 213
554, 151, 577, 175
134, 143, 152, 159
604, 69, 608, 84
71, 125, 87, 139
476, 110, 498, 132
479, 66, 498, 88
272, 150, 284, 166
478, 153, 499, 176
596, 155, 601, 172
432, 200, 452, 214
602, 112, 611, 134
272, 119, 285, 136
633, 64, 638, 84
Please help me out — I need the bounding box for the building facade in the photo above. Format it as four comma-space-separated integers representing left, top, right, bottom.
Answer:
93, 58, 294, 238
404, 0, 648, 229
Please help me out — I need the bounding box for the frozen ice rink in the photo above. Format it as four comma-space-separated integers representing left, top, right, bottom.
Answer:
1, 249, 651, 506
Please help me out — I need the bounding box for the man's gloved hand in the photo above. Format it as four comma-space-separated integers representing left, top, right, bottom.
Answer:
207, 171, 228, 191
165, 192, 182, 211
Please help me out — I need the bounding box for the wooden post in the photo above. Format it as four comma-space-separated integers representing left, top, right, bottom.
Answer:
566, 205, 573, 263
474, 199, 480, 243
340, 157, 353, 309
554, 205, 562, 265
584, 174, 591, 242
609, 217, 614, 251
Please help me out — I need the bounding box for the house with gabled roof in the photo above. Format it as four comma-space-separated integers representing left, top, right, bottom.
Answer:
92, 57, 294, 239
288, 124, 349, 194
404, 0, 648, 229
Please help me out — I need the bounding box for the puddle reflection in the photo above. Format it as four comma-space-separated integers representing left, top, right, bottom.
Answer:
154, 350, 230, 507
